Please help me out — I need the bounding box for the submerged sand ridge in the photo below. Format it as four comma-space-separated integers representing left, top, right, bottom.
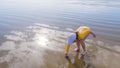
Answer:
0, 23, 120, 68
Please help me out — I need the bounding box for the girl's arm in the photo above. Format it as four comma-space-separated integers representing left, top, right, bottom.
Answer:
90, 31, 96, 38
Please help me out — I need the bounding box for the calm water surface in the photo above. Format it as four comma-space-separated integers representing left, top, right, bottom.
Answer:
0, 0, 120, 68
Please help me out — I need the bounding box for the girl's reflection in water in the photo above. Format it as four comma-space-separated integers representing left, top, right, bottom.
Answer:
66, 53, 90, 68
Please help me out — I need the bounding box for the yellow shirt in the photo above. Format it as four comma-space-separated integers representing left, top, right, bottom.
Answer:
76, 26, 90, 40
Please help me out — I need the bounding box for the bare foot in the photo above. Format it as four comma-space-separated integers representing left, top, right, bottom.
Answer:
81, 51, 86, 56
74, 48, 80, 52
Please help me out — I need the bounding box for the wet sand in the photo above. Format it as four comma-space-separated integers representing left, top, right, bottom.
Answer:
0, 23, 120, 68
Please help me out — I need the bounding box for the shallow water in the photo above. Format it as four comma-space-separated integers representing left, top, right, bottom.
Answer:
0, 23, 120, 68
0, 0, 120, 43
0, 0, 120, 68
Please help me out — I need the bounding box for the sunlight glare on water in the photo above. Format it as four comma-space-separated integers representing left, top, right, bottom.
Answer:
36, 35, 48, 46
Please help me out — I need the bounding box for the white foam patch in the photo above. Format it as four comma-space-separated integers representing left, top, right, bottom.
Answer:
35, 23, 50, 27
4, 35, 26, 41
52, 26, 59, 29
35, 23, 60, 29
65, 28, 74, 32
4, 31, 27, 42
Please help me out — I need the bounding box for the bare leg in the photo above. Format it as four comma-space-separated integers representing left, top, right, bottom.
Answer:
75, 34, 89, 52
81, 41, 86, 52
74, 40, 80, 52
80, 41, 86, 55
76, 40, 80, 49
81, 34, 89, 52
